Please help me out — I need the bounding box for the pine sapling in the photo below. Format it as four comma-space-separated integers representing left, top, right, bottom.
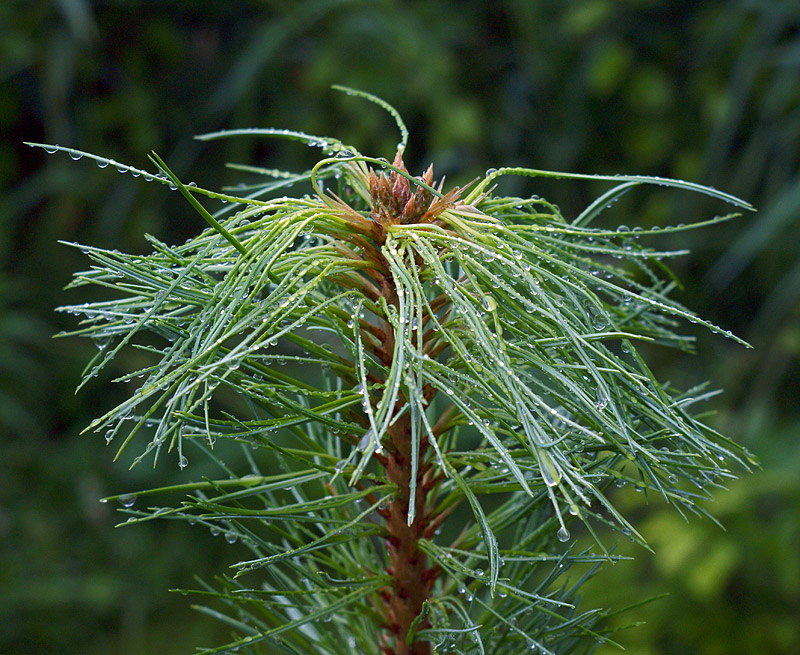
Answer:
41, 87, 756, 655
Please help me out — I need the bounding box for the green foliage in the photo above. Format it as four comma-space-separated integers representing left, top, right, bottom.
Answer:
581, 415, 800, 655
47, 90, 754, 654
7, 2, 796, 653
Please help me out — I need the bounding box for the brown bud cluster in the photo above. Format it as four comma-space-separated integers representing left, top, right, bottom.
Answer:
369, 151, 436, 226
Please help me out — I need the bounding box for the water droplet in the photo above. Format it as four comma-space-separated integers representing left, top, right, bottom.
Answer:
542, 463, 559, 487
595, 388, 609, 410
557, 527, 570, 542
178, 455, 188, 469
359, 430, 373, 451
97, 159, 109, 169
616, 225, 629, 233
116, 164, 127, 173
225, 532, 238, 545
94, 336, 110, 350
485, 167, 497, 177
44, 144, 59, 154
119, 493, 136, 508
70, 151, 83, 161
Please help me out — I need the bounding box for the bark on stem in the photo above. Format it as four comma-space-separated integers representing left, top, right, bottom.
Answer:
368, 154, 454, 652
383, 408, 433, 655
375, 275, 434, 654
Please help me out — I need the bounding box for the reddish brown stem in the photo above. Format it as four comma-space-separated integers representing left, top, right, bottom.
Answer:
383, 408, 433, 655
357, 158, 465, 652
374, 265, 435, 655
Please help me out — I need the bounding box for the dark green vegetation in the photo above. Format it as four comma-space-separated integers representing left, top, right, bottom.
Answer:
3, 2, 798, 654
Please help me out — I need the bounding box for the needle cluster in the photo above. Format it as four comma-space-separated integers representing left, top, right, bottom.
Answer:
48, 88, 755, 655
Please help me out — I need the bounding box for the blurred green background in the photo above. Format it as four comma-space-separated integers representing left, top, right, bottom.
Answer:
2, 1, 798, 653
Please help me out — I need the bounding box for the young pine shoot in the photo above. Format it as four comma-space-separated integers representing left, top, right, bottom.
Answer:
42, 88, 756, 655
